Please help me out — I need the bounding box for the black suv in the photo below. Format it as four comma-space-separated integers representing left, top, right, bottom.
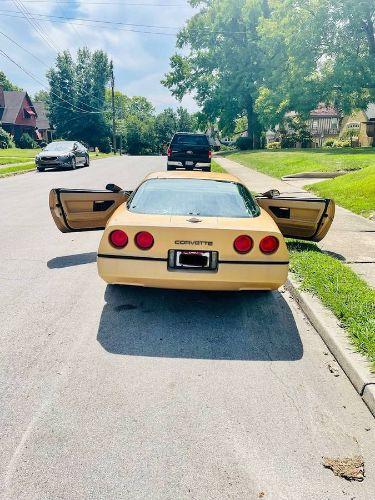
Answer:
167, 133, 212, 171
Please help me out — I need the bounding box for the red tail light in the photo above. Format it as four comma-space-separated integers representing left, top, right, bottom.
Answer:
135, 231, 154, 250
167, 146, 171, 157
109, 230, 128, 248
259, 236, 279, 254
208, 150, 212, 158
234, 235, 253, 254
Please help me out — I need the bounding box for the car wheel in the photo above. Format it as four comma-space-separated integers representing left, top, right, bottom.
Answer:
203, 167, 211, 172
167, 165, 175, 171
71, 157, 76, 170
37, 167, 45, 172
84, 155, 90, 167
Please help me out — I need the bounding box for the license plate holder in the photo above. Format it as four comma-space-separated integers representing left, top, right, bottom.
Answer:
168, 250, 218, 271
185, 161, 194, 166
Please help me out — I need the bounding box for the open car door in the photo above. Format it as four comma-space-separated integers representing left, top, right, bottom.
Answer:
256, 195, 335, 242
49, 187, 131, 233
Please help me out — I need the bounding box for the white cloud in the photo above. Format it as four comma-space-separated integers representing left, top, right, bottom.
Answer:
0, 0, 198, 110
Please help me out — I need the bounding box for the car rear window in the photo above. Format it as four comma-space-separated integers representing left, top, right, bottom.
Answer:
172, 135, 209, 146
128, 179, 260, 218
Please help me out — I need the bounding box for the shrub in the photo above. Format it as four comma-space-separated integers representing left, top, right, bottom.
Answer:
96, 136, 112, 153
0, 127, 15, 148
334, 139, 351, 148
281, 135, 297, 148
267, 141, 281, 150
17, 132, 37, 149
235, 136, 253, 150
324, 139, 335, 147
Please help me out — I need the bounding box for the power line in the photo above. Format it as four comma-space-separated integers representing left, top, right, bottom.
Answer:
0, 9, 247, 35
0, 12, 177, 35
0, 29, 109, 111
0, 0, 187, 5
3, 8, 180, 30
0, 49, 105, 115
11, 0, 60, 52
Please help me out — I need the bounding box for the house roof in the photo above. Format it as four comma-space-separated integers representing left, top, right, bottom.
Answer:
310, 105, 339, 118
1, 91, 27, 124
34, 101, 51, 130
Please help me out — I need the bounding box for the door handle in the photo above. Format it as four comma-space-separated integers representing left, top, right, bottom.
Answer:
93, 200, 115, 212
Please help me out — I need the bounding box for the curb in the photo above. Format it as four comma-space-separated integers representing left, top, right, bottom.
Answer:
282, 171, 346, 180
0, 168, 35, 179
285, 275, 375, 417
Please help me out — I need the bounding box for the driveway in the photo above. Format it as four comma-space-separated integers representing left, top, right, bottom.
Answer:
0, 156, 374, 499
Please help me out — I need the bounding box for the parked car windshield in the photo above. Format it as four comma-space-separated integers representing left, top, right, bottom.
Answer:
172, 135, 209, 146
128, 179, 260, 218
44, 142, 75, 151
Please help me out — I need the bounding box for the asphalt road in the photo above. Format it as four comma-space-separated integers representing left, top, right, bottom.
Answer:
0, 156, 374, 500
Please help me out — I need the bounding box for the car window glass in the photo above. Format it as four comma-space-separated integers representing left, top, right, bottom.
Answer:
172, 135, 209, 146
128, 179, 260, 218
44, 142, 75, 151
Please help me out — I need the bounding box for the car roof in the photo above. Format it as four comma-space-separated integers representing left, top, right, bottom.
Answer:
144, 170, 240, 183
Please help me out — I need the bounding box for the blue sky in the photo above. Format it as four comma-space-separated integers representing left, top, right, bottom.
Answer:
0, 0, 198, 111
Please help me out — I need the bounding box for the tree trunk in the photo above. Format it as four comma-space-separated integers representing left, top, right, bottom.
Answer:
247, 104, 262, 150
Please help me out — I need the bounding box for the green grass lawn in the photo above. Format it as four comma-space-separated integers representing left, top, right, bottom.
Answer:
225, 148, 375, 217
211, 159, 226, 173
90, 152, 115, 160
0, 157, 33, 165
288, 240, 375, 371
0, 163, 35, 176
307, 165, 375, 218
227, 148, 375, 178
0, 148, 40, 159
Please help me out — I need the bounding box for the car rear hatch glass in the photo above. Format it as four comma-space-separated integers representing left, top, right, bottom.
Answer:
128, 179, 260, 218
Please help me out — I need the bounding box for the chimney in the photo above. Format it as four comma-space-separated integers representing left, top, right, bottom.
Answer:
0, 86, 5, 109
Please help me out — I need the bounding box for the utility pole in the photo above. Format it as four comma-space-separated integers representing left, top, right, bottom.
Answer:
110, 60, 117, 154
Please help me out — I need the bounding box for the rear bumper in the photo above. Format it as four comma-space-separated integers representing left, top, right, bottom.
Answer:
97, 255, 289, 291
167, 160, 211, 168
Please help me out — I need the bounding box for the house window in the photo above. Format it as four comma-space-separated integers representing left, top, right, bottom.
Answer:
312, 120, 319, 130
331, 118, 338, 130
23, 108, 36, 119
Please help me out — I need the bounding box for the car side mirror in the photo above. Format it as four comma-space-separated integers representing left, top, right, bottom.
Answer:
262, 189, 280, 199
106, 183, 123, 193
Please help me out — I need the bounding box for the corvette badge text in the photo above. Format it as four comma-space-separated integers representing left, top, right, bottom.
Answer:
175, 240, 213, 246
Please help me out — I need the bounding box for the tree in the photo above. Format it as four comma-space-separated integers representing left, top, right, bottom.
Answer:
47, 48, 111, 148
256, 0, 375, 126
153, 108, 178, 153
0, 127, 15, 149
0, 71, 21, 91
163, 0, 272, 148
33, 90, 49, 104
176, 106, 198, 132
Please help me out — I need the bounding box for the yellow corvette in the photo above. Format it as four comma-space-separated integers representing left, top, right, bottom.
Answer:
49, 171, 335, 291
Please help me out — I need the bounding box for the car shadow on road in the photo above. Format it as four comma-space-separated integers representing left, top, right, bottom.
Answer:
47, 252, 97, 269
97, 285, 303, 361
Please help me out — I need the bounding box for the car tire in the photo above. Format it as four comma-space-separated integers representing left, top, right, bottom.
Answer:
84, 154, 90, 167
203, 167, 211, 172
71, 157, 76, 170
37, 167, 45, 172
167, 165, 175, 171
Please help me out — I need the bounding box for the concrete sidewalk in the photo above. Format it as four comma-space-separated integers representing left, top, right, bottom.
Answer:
216, 156, 375, 287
